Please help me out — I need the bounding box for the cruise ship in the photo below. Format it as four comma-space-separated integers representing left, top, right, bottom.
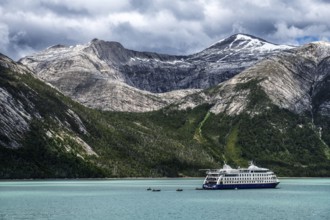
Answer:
202, 162, 280, 189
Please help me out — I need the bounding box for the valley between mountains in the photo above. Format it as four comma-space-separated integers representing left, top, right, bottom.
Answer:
1, 34, 330, 178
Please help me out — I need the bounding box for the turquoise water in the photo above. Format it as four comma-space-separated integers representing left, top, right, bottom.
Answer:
0, 178, 329, 220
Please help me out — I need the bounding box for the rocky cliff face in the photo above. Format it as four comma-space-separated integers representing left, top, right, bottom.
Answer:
20, 34, 292, 112
174, 42, 330, 117
0, 55, 32, 148
0, 53, 93, 152
0, 54, 110, 178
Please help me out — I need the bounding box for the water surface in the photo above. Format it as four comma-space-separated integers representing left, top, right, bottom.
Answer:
0, 178, 329, 220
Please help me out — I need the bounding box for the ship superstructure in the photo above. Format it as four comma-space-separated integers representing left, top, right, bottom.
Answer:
202, 162, 280, 189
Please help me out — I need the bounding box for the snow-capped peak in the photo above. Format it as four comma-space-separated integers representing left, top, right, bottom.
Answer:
209, 33, 294, 52
235, 34, 255, 41
311, 41, 330, 47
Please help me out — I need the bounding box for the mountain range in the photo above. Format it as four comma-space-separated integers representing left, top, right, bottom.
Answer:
20, 34, 293, 112
1, 34, 330, 178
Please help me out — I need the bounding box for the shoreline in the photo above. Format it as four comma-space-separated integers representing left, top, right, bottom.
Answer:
0, 177, 204, 181
1, 176, 330, 181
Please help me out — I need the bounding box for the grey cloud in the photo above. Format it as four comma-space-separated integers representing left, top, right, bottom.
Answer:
40, 1, 90, 18
129, 0, 204, 21
129, 0, 155, 13
0, 0, 330, 60
159, 1, 205, 21
317, 0, 330, 3
110, 22, 203, 55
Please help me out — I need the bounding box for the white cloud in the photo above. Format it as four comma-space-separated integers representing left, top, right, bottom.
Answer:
273, 22, 304, 41
0, 23, 10, 54
232, 22, 247, 34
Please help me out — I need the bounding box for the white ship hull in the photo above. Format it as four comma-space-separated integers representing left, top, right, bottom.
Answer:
202, 162, 280, 190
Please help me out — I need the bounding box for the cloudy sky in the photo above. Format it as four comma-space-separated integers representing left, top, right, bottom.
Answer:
1, 0, 330, 60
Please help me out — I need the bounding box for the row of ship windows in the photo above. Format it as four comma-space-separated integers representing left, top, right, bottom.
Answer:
224, 180, 274, 184
237, 174, 271, 176
224, 177, 275, 180
223, 174, 272, 177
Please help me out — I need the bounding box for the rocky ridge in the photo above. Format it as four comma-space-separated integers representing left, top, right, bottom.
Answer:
174, 41, 330, 117
20, 34, 293, 112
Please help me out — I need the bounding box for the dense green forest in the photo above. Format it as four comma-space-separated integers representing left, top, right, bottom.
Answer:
1, 65, 330, 178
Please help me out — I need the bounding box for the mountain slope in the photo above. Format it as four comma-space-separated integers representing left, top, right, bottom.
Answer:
0, 53, 105, 178
2, 48, 330, 178
169, 42, 330, 175
0, 54, 217, 178
175, 42, 330, 116
20, 34, 293, 112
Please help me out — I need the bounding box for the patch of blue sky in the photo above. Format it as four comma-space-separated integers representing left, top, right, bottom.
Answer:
296, 36, 319, 45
